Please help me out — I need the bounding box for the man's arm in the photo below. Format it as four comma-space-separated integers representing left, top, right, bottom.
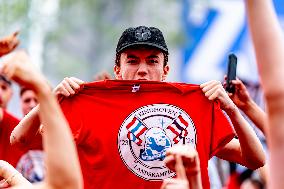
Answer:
228, 79, 268, 135
10, 105, 41, 147
245, 0, 284, 188
200, 80, 265, 169
10, 77, 84, 147
1, 50, 83, 189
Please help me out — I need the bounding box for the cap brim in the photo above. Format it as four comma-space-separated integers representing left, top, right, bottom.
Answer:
117, 42, 168, 54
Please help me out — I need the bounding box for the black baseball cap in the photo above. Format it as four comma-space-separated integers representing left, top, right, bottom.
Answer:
116, 26, 169, 55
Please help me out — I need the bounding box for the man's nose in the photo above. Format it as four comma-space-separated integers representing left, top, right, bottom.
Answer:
137, 62, 148, 75
29, 100, 38, 109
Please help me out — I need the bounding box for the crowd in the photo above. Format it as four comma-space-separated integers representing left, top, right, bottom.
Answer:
0, 0, 283, 188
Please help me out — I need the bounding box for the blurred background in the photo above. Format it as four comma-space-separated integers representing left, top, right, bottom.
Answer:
0, 0, 283, 117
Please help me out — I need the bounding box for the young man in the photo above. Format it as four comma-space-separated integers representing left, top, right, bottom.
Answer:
0, 74, 25, 168
0, 31, 23, 167
16, 87, 44, 183
11, 26, 265, 189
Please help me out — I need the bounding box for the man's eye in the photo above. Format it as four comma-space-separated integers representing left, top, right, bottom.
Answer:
24, 98, 31, 103
148, 59, 158, 64
127, 60, 137, 64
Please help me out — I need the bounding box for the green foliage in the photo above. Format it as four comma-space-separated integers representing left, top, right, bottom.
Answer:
0, 0, 184, 83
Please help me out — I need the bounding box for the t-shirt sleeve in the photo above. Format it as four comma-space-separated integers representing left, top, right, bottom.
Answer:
209, 101, 236, 158
1, 110, 20, 144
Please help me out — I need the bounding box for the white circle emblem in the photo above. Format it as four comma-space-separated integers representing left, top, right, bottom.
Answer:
118, 104, 196, 180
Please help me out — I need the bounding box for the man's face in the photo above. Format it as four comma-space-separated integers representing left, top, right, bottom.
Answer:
0, 80, 12, 109
20, 90, 38, 116
114, 48, 169, 81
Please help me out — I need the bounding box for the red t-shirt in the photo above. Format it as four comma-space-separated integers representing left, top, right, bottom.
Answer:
0, 110, 24, 167
60, 80, 235, 189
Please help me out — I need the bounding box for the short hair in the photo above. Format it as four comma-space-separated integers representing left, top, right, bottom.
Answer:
20, 87, 32, 97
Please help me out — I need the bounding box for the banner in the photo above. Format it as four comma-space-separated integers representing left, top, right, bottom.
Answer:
181, 0, 284, 84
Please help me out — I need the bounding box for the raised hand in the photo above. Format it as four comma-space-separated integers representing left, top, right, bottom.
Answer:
0, 50, 46, 92
161, 154, 189, 189
0, 31, 20, 57
162, 145, 202, 189
224, 78, 253, 110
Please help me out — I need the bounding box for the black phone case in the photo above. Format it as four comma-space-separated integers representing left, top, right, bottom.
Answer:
226, 54, 237, 93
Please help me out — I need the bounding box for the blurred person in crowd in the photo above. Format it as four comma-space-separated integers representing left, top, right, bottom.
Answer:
0, 50, 83, 189
0, 32, 25, 169
11, 26, 265, 189
20, 87, 38, 116
16, 86, 44, 183
0, 75, 13, 110
0, 32, 44, 183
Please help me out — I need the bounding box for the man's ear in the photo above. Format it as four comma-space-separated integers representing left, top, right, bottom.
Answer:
114, 65, 122, 79
162, 65, 170, 81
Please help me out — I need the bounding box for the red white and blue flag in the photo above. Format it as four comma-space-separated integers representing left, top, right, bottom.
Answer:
166, 114, 189, 143
126, 116, 147, 146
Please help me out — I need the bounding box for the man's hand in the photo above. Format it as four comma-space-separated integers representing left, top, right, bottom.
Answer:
0, 160, 30, 188
53, 77, 84, 98
224, 78, 253, 110
0, 32, 20, 57
0, 50, 46, 92
164, 145, 200, 177
162, 145, 202, 189
161, 154, 189, 189
200, 80, 237, 113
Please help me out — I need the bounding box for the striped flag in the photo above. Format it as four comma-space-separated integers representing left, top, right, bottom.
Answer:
167, 115, 189, 144
126, 116, 147, 146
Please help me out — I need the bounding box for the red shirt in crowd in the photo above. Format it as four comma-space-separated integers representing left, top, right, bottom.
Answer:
0, 110, 23, 167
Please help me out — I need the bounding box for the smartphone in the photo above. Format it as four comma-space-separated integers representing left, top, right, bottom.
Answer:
225, 54, 237, 93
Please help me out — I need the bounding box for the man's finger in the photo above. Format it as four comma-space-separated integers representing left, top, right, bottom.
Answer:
62, 80, 75, 95
13, 31, 19, 37
70, 77, 84, 85
66, 77, 81, 90
175, 154, 187, 179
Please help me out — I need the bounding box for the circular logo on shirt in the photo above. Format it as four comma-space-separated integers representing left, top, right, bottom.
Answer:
117, 104, 197, 180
